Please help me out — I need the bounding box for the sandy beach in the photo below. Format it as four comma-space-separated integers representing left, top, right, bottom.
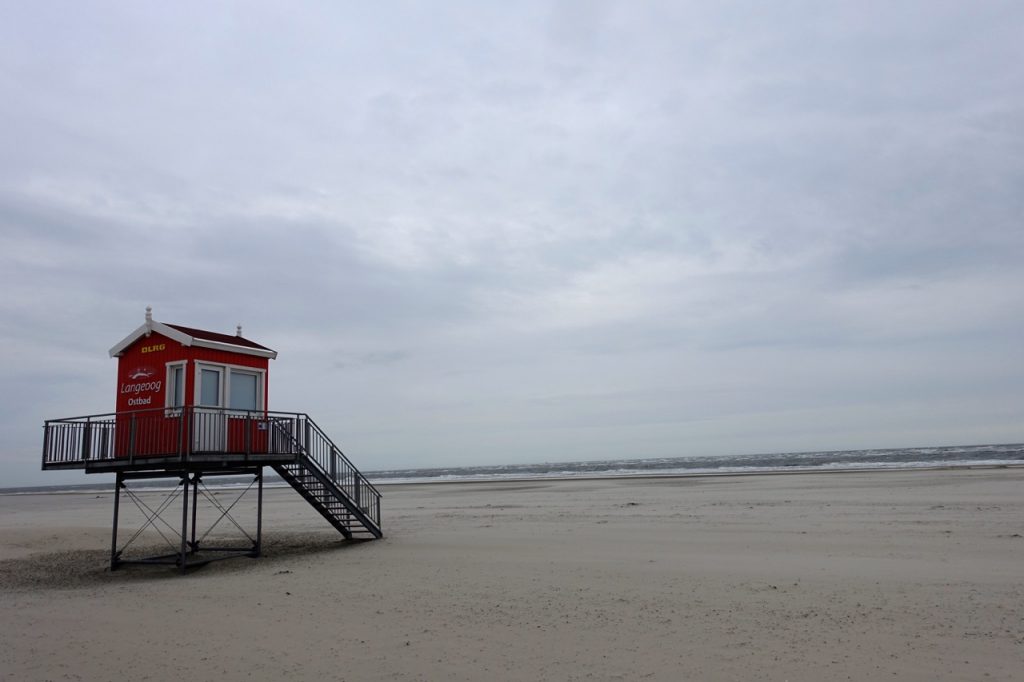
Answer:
1, 468, 1021, 681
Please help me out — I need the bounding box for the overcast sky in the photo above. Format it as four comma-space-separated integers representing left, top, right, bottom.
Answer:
2, 2, 1022, 486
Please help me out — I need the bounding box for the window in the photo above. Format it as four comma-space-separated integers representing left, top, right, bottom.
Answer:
229, 370, 258, 411
171, 366, 184, 407
166, 362, 187, 412
192, 362, 265, 413
200, 368, 222, 407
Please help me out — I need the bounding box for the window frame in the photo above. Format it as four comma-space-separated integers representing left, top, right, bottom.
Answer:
165, 360, 188, 415
228, 368, 260, 412
192, 361, 266, 415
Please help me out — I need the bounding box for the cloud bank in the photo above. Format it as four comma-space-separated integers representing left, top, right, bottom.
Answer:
1, 2, 1022, 485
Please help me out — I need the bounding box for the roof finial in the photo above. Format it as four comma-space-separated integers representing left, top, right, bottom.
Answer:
236, 324, 243, 337
145, 306, 153, 335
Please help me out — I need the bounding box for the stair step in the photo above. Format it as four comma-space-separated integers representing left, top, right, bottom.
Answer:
272, 453, 381, 540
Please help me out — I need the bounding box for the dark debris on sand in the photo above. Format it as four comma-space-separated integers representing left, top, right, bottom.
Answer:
0, 531, 365, 591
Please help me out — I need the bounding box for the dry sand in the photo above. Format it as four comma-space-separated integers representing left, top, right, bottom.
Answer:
0, 468, 1021, 681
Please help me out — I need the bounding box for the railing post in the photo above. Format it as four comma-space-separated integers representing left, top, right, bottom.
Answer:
41, 422, 50, 468
81, 417, 92, 461
245, 412, 252, 458
303, 417, 311, 456
177, 409, 185, 461
186, 407, 193, 459
128, 413, 137, 462
330, 446, 338, 482
100, 422, 110, 460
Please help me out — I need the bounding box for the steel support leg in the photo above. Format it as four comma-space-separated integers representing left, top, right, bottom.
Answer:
254, 467, 263, 557
105, 468, 266, 573
190, 473, 199, 553
110, 473, 122, 571
179, 474, 189, 574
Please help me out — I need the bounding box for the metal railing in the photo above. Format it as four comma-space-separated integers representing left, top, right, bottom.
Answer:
42, 406, 382, 534
302, 415, 382, 529
42, 406, 303, 465
41, 405, 382, 532
44, 403, 380, 520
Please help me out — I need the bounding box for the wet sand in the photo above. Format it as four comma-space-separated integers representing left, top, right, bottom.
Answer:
1, 468, 1021, 681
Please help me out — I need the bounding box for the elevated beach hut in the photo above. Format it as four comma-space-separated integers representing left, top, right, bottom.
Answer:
108, 307, 277, 456
42, 307, 382, 572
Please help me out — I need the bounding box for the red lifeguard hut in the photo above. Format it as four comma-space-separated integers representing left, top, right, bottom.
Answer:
42, 307, 382, 572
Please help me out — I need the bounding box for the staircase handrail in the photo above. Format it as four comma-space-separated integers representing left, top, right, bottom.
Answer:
303, 414, 382, 498
41, 407, 382, 499
42, 407, 383, 539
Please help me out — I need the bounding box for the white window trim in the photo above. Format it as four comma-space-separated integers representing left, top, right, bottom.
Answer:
194, 363, 225, 409
193, 361, 266, 414
227, 367, 262, 413
165, 360, 188, 415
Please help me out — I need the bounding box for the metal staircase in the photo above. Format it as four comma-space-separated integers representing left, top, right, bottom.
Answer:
270, 415, 383, 540
275, 459, 382, 540
41, 407, 383, 542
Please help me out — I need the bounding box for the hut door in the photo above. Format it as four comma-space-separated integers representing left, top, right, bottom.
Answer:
194, 366, 226, 451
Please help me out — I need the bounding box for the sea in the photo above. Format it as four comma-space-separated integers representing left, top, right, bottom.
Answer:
4, 443, 1022, 494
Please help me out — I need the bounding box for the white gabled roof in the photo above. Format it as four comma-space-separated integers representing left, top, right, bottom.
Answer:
109, 307, 278, 360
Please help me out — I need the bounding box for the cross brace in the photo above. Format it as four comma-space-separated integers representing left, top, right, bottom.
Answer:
110, 466, 264, 574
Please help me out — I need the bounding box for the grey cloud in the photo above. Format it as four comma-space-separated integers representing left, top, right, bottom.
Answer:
1, 1, 1022, 485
